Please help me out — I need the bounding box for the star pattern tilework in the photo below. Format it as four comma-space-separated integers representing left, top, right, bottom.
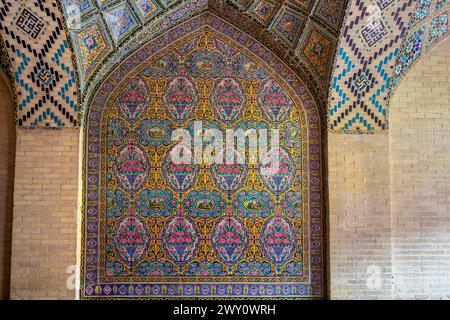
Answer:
62, 0, 349, 106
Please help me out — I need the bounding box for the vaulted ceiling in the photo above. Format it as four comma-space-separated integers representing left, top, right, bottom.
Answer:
0, 0, 448, 130
65, 0, 347, 124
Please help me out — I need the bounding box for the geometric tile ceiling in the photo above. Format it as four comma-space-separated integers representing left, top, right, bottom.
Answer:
0, 0, 349, 127
0, 0, 447, 130
64, 0, 347, 102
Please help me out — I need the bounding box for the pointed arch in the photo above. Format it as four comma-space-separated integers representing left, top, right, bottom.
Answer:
81, 12, 325, 299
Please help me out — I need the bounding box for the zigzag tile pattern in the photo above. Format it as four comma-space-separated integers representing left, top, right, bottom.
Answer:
391, 0, 449, 89
329, 0, 415, 133
330, 0, 449, 133
0, 0, 78, 127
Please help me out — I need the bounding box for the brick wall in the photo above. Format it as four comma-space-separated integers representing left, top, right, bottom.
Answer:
5, 39, 448, 301
389, 37, 450, 299
0, 74, 15, 299
328, 134, 392, 299
10, 128, 79, 299
328, 37, 450, 299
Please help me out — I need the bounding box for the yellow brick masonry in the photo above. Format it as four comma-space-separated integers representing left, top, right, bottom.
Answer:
328, 36, 450, 299
10, 129, 79, 299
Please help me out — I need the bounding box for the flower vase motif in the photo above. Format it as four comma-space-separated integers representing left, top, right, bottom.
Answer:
210, 162, 248, 193
162, 147, 199, 192
211, 77, 246, 122
258, 79, 293, 123
116, 77, 150, 122
163, 216, 199, 263
163, 76, 198, 122
113, 215, 150, 263
260, 216, 296, 264
212, 216, 248, 264
259, 148, 295, 194
113, 144, 150, 192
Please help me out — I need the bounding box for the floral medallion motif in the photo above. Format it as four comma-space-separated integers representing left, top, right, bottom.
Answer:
210, 163, 248, 193
232, 54, 268, 79
282, 121, 302, 148
212, 216, 248, 264
106, 189, 127, 218
108, 118, 129, 147
162, 148, 199, 192
112, 215, 150, 263
235, 189, 274, 218
184, 190, 226, 218
163, 76, 198, 122
116, 77, 150, 122
113, 145, 150, 192
236, 261, 273, 276
185, 50, 227, 78
163, 216, 199, 263
260, 216, 296, 264
211, 77, 246, 122
260, 148, 295, 194
258, 79, 293, 123
142, 54, 179, 77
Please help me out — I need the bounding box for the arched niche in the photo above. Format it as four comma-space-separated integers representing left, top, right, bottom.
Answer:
81, 12, 324, 299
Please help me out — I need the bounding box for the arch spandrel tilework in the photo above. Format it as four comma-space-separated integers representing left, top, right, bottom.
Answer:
0, 0, 79, 127
82, 13, 324, 299
329, 0, 449, 133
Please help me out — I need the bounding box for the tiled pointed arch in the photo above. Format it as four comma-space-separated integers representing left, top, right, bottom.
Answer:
328, 0, 449, 133
391, 0, 449, 91
66, 0, 347, 120
0, 0, 348, 127
81, 12, 325, 299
